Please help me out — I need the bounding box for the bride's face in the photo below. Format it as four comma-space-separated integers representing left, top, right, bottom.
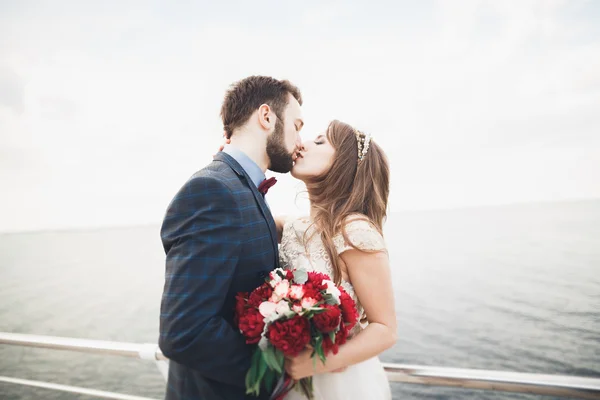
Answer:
291, 133, 336, 181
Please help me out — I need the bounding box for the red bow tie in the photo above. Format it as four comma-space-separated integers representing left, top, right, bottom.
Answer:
258, 177, 277, 195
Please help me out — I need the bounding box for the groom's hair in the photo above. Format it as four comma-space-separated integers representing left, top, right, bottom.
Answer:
221, 76, 302, 139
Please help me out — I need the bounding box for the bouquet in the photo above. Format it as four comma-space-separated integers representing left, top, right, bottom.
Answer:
234, 267, 359, 399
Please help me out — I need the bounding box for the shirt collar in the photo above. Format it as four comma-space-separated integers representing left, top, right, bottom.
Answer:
222, 144, 266, 189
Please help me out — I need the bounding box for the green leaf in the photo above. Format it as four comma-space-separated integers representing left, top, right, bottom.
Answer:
274, 348, 285, 368
323, 293, 338, 305
315, 341, 326, 364
247, 379, 261, 396
245, 368, 253, 392
328, 331, 336, 344
250, 352, 264, 395
253, 348, 262, 368
245, 369, 260, 396
276, 269, 287, 279
246, 348, 262, 395
264, 369, 275, 392
262, 349, 276, 371
299, 377, 315, 399
293, 269, 308, 284
258, 356, 268, 380
311, 338, 326, 367
312, 335, 322, 358
262, 346, 283, 373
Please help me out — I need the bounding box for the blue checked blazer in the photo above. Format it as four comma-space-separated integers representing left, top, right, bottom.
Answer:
159, 152, 278, 400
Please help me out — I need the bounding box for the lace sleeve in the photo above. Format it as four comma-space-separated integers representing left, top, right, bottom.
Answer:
333, 219, 386, 255
278, 216, 299, 269
278, 244, 289, 269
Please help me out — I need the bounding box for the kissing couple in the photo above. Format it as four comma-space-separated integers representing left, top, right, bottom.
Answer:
159, 76, 396, 400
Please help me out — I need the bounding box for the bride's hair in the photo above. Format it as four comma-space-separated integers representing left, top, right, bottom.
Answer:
304, 120, 390, 285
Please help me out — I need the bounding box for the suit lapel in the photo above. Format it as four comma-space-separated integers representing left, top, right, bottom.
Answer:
213, 152, 279, 259
247, 183, 279, 255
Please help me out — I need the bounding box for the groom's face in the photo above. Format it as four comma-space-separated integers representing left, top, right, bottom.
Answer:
267, 94, 304, 173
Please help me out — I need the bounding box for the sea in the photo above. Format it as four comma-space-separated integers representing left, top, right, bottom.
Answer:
1, 199, 599, 399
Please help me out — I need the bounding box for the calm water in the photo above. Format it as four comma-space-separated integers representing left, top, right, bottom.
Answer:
1, 200, 599, 399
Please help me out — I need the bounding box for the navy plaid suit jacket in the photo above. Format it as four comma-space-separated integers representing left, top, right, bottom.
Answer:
159, 152, 278, 400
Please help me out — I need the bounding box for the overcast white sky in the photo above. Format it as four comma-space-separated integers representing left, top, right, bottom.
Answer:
1, 0, 599, 232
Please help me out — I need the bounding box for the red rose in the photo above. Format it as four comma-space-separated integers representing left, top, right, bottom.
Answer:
234, 292, 248, 326
285, 270, 294, 280
302, 273, 328, 301
267, 315, 310, 357
322, 322, 349, 355
339, 290, 359, 329
248, 283, 273, 307
306, 272, 329, 290
322, 326, 348, 356
302, 285, 323, 302
312, 304, 341, 333
238, 308, 265, 344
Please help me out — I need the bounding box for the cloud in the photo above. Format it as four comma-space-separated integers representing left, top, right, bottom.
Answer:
0, 0, 599, 232
0, 66, 24, 114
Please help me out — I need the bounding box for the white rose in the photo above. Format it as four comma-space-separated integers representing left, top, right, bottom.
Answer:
301, 297, 317, 309
269, 268, 286, 288
274, 280, 290, 299
323, 279, 341, 304
274, 300, 291, 315
292, 304, 303, 314
288, 284, 305, 300
258, 301, 278, 318
264, 300, 294, 323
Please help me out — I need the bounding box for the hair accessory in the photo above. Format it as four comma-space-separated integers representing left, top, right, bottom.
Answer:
354, 129, 371, 162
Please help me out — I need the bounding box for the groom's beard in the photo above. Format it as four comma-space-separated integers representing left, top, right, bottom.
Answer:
267, 118, 295, 173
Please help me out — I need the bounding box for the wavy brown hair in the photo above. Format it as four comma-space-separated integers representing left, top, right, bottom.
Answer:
304, 120, 390, 285
220, 76, 302, 139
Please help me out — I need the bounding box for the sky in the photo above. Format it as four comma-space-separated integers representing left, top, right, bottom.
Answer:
1, 0, 599, 232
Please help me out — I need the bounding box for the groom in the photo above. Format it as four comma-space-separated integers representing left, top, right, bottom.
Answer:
159, 76, 304, 400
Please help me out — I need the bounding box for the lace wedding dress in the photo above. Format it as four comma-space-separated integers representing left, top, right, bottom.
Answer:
279, 216, 392, 400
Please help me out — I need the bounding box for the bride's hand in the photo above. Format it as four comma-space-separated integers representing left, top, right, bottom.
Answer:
284, 347, 346, 379
285, 347, 323, 380
213, 134, 231, 157
330, 366, 347, 373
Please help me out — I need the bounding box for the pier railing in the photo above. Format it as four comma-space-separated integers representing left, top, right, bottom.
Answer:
1, 332, 599, 399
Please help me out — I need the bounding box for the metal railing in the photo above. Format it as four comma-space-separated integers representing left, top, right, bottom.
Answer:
1, 332, 599, 399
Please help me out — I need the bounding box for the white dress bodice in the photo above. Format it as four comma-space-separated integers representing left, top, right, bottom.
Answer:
277, 215, 392, 400
279, 216, 387, 335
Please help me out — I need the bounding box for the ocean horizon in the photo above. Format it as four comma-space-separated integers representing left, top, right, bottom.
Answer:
1, 198, 599, 399
3, 197, 599, 236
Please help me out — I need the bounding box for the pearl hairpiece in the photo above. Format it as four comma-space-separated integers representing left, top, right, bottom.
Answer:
354, 129, 371, 162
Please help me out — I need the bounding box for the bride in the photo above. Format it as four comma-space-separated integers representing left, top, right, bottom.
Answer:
275, 120, 396, 400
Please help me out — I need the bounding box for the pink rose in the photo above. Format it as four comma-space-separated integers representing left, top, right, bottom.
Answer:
301, 297, 317, 309
289, 284, 305, 300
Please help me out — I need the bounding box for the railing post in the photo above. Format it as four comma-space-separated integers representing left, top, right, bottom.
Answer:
135, 343, 169, 381
155, 360, 169, 381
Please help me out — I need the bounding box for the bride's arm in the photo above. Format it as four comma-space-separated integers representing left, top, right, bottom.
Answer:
285, 250, 397, 378
274, 216, 286, 243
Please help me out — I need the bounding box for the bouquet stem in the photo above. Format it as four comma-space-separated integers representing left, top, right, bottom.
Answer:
271, 375, 314, 400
